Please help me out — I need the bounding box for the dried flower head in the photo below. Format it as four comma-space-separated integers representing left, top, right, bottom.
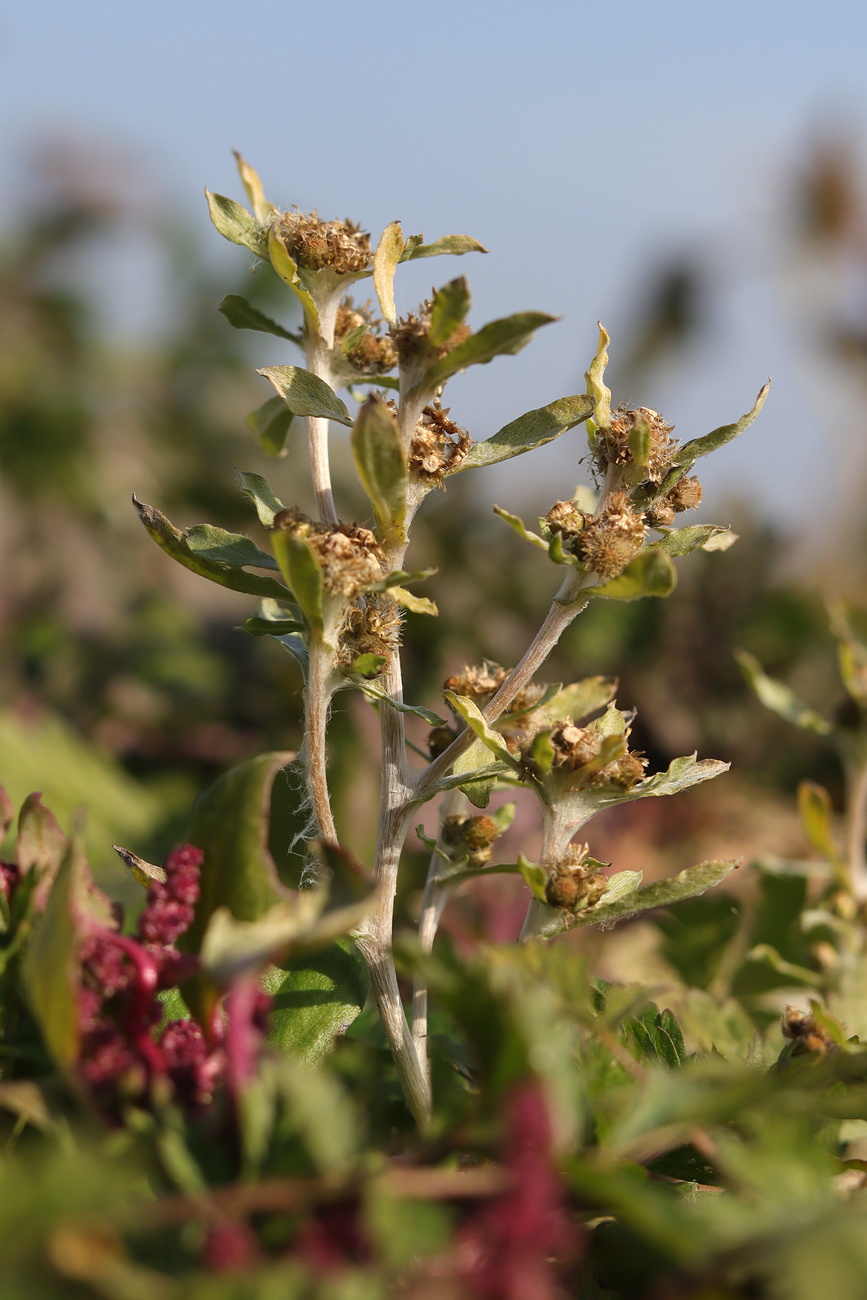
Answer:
391, 300, 471, 365
273, 511, 385, 598
595, 405, 677, 485
571, 492, 647, 580
668, 475, 703, 513
334, 300, 397, 374
444, 661, 544, 716
545, 500, 585, 537
644, 501, 676, 529
339, 594, 402, 665
544, 845, 608, 911
274, 211, 371, 275
781, 1005, 836, 1056
543, 718, 647, 790
409, 402, 472, 484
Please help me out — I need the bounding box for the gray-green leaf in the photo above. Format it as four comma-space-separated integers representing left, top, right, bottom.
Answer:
351, 395, 408, 540
246, 396, 295, 457
736, 649, 833, 735
417, 312, 556, 394
429, 277, 471, 348
185, 523, 279, 571
237, 471, 285, 527
673, 381, 770, 468
259, 366, 353, 427
205, 191, 268, 258
400, 234, 488, 262
219, 294, 300, 344
459, 394, 595, 472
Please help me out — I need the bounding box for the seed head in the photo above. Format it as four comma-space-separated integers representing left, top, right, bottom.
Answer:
595, 405, 677, 485
274, 211, 371, 275
391, 300, 471, 365
545, 500, 585, 536
572, 493, 647, 580
544, 846, 608, 911
334, 300, 397, 374
409, 402, 472, 484
339, 594, 402, 665
444, 661, 544, 716
273, 513, 385, 598
668, 475, 703, 512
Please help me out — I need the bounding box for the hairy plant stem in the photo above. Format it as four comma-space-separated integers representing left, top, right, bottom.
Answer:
304, 303, 340, 528
305, 643, 338, 843
519, 800, 581, 941
845, 756, 867, 901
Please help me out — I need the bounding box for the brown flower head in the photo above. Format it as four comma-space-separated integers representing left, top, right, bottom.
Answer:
544, 844, 608, 911
274, 211, 371, 275
668, 475, 703, 513
595, 405, 677, 485
444, 661, 544, 717
409, 402, 472, 484
391, 299, 471, 366
339, 593, 402, 666
571, 492, 647, 580
545, 499, 585, 537
273, 511, 384, 598
334, 300, 397, 374
541, 716, 647, 791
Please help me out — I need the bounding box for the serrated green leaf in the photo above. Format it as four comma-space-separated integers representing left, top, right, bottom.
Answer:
205, 190, 268, 257
632, 753, 730, 800
674, 381, 770, 467
219, 294, 300, 343
358, 681, 446, 726
266, 226, 319, 332
237, 470, 285, 527
736, 650, 833, 735
259, 365, 352, 426
373, 220, 404, 326
594, 701, 628, 736
533, 677, 619, 725
650, 525, 733, 557
492, 504, 548, 549
271, 531, 324, 639
584, 322, 612, 435
459, 394, 595, 472
245, 395, 295, 457
185, 522, 279, 571
133, 497, 290, 599
263, 939, 369, 1065
444, 692, 522, 770
429, 277, 471, 348
418, 311, 556, 394
399, 233, 488, 262
589, 548, 677, 601
351, 394, 408, 539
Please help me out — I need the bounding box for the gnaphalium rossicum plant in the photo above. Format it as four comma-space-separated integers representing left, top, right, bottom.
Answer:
135, 153, 769, 1127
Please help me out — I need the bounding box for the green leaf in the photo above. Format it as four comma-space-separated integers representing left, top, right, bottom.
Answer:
16, 793, 67, 880
530, 729, 556, 774
584, 322, 612, 434
589, 548, 677, 600
532, 677, 619, 725
650, 525, 734, 557
237, 470, 285, 527
185, 522, 279, 571
133, 497, 289, 599
492, 504, 549, 550
205, 190, 268, 257
358, 680, 447, 727
21, 835, 84, 1069
562, 859, 740, 932
351, 394, 408, 540
271, 532, 324, 639
674, 381, 771, 467
373, 220, 404, 326
390, 585, 437, 616
745, 942, 824, 988
798, 780, 838, 862
112, 844, 166, 888
245, 395, 295, 457
264, 939, 370, 1066
429, 277, 471, 348
629, 412, 652, 467
266, 226, 319, 332
218, 294, 300, 343
631, 753, 730, 800
233, 151, 273, 223
459, 394, 595, 472
418, 311, 557, 394
736, 650, 833, 735
240, 598, 304, 637
449, 737, 504, 808
600, 869, 644, 903
349, 653, 387, 678
518, 854, 548, 902
258, 365, 353, 426
399, 233, 488, 262
443, 692, 522, 770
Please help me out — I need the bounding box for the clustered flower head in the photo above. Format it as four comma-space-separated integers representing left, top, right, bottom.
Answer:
443, 661, 545, 717
532, 716, 647, 792
442, 813, 500, 868
409, 402, 472, 484
338, 593, 402, 667
391, 299, 471, 365
0, 860, 19, 906
334, 300, 397, 374
595, 405, 677, 484
77, 844, 226, 1116
544, 843, 608, 912
273, 210, 371, 275
272, 509, 385, 597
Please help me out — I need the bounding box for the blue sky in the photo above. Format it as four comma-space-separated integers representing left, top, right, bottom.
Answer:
2, 1, 866, 526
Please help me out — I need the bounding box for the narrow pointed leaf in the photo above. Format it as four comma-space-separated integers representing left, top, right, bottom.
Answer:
134, 497, 289, 599
373, 220, 403, 326
736, 650, 833, 734
589, 549, 677, 600
21, 838, 83, 1068
219, 294, 300, 343
358, 681, 446, 726
492, 505, 548, 550
351, 395, 408, 539
400, 234, 488, 262
557, 859, 739, 932
459, 394, 595, 472
240, 598, 304, 638
798, 781, 837, 860
390, 586, 437, 615
185, 523, 279, 571
429, 277, 471, 348
271, 532, 324, 638
246, 395, 295, 456
267, 227, 319, 331
205, 190, 268, 257
650, 525, 733, 557
600, 870, 644, 903
237, 470, 285, 527
418, 312, 556, 393
584, 323, 612, 434
233, 151, 272, 223
533, 677, 618, 725
259, 365, 352, 426
112, 845, 166, 887
674, 381, 770, 467
444, 692, 523, 770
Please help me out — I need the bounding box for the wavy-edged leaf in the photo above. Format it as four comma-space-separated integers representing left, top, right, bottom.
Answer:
631, 753, 730, 801
533, 677, 618, 726
205, 190, 268, 257
237, 470, 285, 527
351, 394, 408, 540
267, 226, 319, 332
418, 312, 556, 394
444, 692, 522, 771
429, 277, 471, 348
246, 395, 295, 457
264, 939, 370, 1066
112, 845, 166, 887
271, 532, 324, 639
459, 394, 595, 472
650, 525, 733, 557
390, 586, 437, 616
133, 497, 289, 599
185, 523, 279, 571
492, 504, 548, 550
736, 650, 833, 735
584, 322, 612, 436
219, 294, 300, 344
588, 548, 676, 601
233, 151, 273, 224
447, 736, 506, 808
358, 680, 446, 727
399, 233, 488, 262
259, 365, 352, 427
373, 220, 403, 326
674, 381, 770, 467
559, 859, 739, 932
